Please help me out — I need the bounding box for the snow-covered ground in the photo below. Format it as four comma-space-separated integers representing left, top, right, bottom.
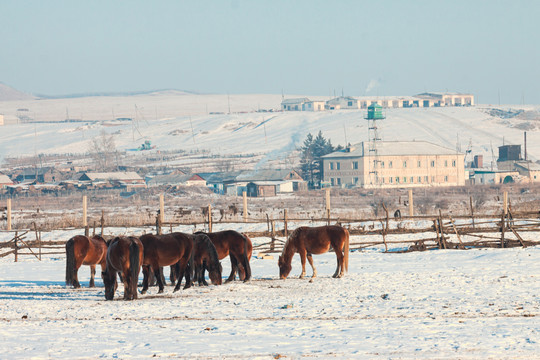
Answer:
1, 93, 539, 167
1, 236, 539, 359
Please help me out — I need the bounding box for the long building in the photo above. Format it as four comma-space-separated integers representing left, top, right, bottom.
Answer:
322, 141, 465, 188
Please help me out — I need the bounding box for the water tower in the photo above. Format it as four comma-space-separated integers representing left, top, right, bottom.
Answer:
365, 103, 385, 185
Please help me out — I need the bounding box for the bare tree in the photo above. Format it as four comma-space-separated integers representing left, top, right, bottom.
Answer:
89, 130, 117, 170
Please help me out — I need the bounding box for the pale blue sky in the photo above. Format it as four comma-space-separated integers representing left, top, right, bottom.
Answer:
1, 0, 539, 104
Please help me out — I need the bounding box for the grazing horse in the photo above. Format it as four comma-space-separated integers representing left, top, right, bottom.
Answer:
65, 235, 108, 288
190, 233, 222, 286
278, 225, 349, 280
195, 230, 252, 282
139, 232, 193, 294
101, 236, 143, 300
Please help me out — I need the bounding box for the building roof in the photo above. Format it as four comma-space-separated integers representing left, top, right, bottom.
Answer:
281, 98, 310, 105
147, 173, 205, 186
322, 141, 462, 158
81, 172, 143, 181
236, 169, 303, 182
0, 174, 13, 184
515, 161, 540, 172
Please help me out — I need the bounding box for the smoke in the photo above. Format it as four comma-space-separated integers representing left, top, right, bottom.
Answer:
365, 79, 380, 94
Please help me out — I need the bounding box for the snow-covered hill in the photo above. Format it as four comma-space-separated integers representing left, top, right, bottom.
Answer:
1, 93, 539, 167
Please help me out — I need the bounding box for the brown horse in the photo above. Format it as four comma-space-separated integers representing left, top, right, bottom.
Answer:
278, 225, 349, 280
195, 230, 252, 282
190, 233, 222, 286
101, 236, 143, 300
139, 232, 193, 294
65, 235, 108, 288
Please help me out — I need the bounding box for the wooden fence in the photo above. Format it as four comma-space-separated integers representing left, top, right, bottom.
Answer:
2, 207, 540, 262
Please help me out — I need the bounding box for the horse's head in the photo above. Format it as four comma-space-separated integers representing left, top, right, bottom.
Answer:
208, 261, 223, 285
278, 255, 291, 279
101, 270, 117, 300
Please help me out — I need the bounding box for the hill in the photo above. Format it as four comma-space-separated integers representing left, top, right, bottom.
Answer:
0, 93, 539, 171
0, 83, 37, 101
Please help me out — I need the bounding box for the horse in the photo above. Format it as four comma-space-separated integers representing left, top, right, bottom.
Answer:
195, 230, 252, 282
278, 225, 349, 280
65, 235, 108, 288
139, 232, 193, 294
189, 233, 222, 286
101, 236, 143, 300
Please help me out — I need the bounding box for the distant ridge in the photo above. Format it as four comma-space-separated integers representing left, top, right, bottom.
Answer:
36, 89, 198, 99
0, 83, 37, 101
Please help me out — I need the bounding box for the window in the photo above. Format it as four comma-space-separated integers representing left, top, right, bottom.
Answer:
418, 176, 422, 183
330, 162, 334, 170
431, 176, 435, 182
396, 176, 400, 183
352, 161, 358, 170
452, 160, 456, 167
444, 160, 448, 167
381, 177, 385, 184
389, 177, 393, 183
353, 177, 358, 184
430, 160, 435, 167
424, 176, 428, 182
389, 161, 393, 168
381, 161, 385, 168
410, 177, 414, 183
403, 161, 407, 168
336, 162, 341, 170
330, 178, 335, 186
337, 178, 341, 185
348, 101, 353, 106
418, 160, 421, 167
444, 176, 448, 182
403, 177, 407, 183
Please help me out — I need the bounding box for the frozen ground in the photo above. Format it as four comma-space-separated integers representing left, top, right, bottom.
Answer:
1, 237, 539, 359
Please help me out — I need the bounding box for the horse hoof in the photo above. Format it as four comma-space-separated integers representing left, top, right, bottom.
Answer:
158, 289, 164, 294
309, 278, 314, 283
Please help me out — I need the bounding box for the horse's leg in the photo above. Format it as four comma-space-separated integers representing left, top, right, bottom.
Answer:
307, 254, 317, 279
141, 265, 150, 294
154, 265, 165, 293
122, 270, 131, 300
201, 261, 208, 286
73, 256, 84, 289
333, 246, 345, 278
89, 264, 96, 288
299, 250, 307, 279
173, 260, 191, 292
225, 254, 238, 283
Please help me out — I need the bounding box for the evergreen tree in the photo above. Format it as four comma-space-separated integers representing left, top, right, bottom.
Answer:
300, 131, 337, 188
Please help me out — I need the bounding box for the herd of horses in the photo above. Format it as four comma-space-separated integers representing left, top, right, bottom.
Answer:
65, 225, 350, 300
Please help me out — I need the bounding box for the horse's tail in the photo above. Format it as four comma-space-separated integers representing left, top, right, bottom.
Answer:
343, 228, 350, 273
65, 238, 75, 286
129, 240, 140, 298
240, 233, 252, 281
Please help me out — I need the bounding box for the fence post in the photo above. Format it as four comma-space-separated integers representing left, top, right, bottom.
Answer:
270, 220, 275, 251
408, 189, 414, 217
469, 196, 475, 228
100, 210, 105, 236
208, 204, 213, 232
284, 209, 288, 239
503, 191, 508, 216
7, 198, 11, 231
14, 230, 18, 262
381, 202, 389, 252
500, 211, 505, 248
243, 191, 248, 223
159, 194, 164, 225
325, 188, 331, 225
82, 195, 88, 236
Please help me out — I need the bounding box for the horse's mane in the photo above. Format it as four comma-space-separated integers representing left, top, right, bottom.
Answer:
282, 227, 301, 255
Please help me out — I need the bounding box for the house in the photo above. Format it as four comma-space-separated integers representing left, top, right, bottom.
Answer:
322, 141, 465, 188
471, 170, 520, 185
0, 173, 13, 188
79, 172, 146, 189
147, 172, 206, 187
281, 98, 310, 111
414, 92, 475, 107
514, 162, 540, 182
235, 169, 306, 195
197, 171, 244, 194
246, 182, 278, 197
14, 167, 63, 183
326, 96, 359, 110
302, 100, 325, 111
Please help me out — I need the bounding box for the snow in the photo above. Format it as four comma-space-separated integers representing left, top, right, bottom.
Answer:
1, 237, 539, 359
0, 93, 539, 166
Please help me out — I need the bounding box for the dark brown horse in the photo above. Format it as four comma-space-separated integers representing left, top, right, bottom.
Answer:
101, 236, 143, 300
190, 233, 222, 286
139, 232, 193, 294
278, 225, 349, 280
195, 230, 252, 282
65, 235, 108, 288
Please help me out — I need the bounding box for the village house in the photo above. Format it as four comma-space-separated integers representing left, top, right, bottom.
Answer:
147, 172, 206, 188
0, 173, 13, 188
14, 167, 63, 183
281, 98, 309, 111
326, 96, 360, 110
322, 141, 465, 189
79, 172, 146, 189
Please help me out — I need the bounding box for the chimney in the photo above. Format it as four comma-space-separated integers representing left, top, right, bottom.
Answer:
524, 131, 527, 161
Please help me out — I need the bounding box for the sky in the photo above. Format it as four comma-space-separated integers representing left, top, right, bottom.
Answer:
1, 0, 539, 104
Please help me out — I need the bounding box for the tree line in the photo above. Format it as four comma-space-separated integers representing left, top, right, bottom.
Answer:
300, 131, 343, 189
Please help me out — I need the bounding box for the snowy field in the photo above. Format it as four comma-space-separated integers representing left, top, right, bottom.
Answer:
1, 241, 540, 359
